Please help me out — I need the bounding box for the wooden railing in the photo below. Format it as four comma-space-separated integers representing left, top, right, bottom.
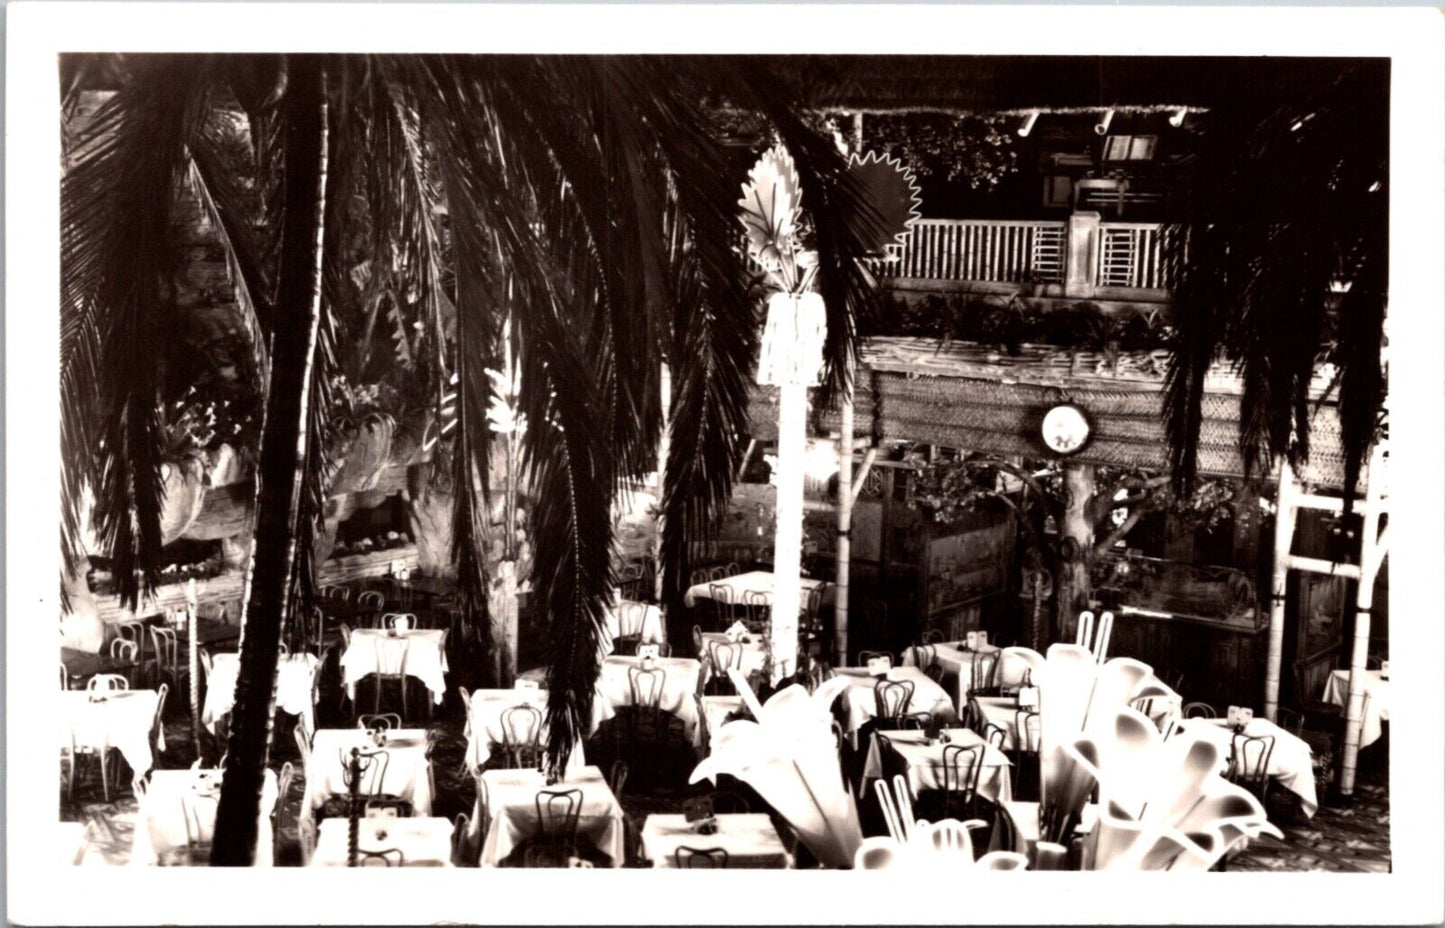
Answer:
1097, 222, 1166, 290
877, 219, 1067, 284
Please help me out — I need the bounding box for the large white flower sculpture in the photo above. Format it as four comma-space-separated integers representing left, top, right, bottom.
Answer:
690, 670, 862, 868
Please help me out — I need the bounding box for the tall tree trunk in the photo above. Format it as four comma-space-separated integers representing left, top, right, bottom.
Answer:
211, 56, 327, 866
1055, 462, 1096, 644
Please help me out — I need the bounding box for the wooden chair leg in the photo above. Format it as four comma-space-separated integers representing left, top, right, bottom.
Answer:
99, 751, 110, 803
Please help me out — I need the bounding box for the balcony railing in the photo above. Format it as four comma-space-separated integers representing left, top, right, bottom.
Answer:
872, 215, 1169, 300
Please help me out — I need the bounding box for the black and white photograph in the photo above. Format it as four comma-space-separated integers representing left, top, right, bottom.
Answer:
7, 4, 1444, 924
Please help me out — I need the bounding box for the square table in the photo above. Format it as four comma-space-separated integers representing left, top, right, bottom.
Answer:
601, 601, 666, 655
59, 689, 162, 776
682, 570, 834, 609
597, 656, 703, 742
201, 653, 318, 736
474, 765, 625, 867
641, 814, 793, 868
310, 817, 456, 867
340, 629, 449, 705
860, 728, 1014, 803
832, 666, 958, 737
1176, 717, 1318, 817
1323, 669, 1390, 748
302, 728, 435, 818
463, 688, 607, 774
901, 642, 1004, 711
131, 768, 277, 866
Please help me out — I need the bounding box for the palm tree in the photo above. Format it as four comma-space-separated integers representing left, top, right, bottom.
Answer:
61, 53, 874, 864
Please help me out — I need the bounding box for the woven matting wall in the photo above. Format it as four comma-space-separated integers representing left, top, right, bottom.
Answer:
748, 366, 1347, 487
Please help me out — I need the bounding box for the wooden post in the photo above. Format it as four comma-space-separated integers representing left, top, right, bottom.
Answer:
1057, 462, 1096, 642
1262, 459, 1296, 722
1338, 445, 1387, 798
769, 379, 807, 683
1064, 211, 1101, 300
835, 396, 855, 666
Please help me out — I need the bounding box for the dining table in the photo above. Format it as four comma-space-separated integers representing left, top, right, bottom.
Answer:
473, 765, 625, 867
596, 655, 703, 743
682, 570, 835, 610
831, 665, 959, 740
641, 813, 793, 868
698, 631, 769, 682
201, 652, 318, 735
131, 768, 277, 866
1176, 716, 1319, 817
302, 728, 435, 818
340, 628, 449, 705
859, 727, 1014, 803
1323, 668, 1390, 748
463, 687, 606, 774
59, 688, 162, 777
600, 600, 667, 655
310, 816, 456, 867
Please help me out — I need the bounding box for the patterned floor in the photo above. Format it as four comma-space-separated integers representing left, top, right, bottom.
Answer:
62, 687, 1390, 871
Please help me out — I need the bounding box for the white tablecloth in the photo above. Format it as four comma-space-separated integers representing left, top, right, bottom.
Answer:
641, 814, 793, 868
302, 728, 434, 818
201, 653, 319, 735
463, 689, 604, 774
1177, 717, 1318, 817
683, 571, 834, 609
475, 766, 625, 867
601, 601, 666, 655
833, 666, 958, 736
131, 769, 277, 866
341, 629, 449, 704
310, 817, 455, 867
902, 643, 1005, 710
1323, 669, 1390, 748
698, 632, 769, 681
860, 728, 1014, 803
59, 690, 161, 776
598, 656, 702, 742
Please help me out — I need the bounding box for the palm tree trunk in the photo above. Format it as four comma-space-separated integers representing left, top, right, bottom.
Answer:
211, 56, 328, 866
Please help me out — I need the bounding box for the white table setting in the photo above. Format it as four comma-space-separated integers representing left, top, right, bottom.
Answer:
1176, 716, 1319, 817
310, 816, 456, 867
302, 727, 435, 818
682, 570, 834, 609
131, 767, 277, 866
1323, 667, 1390, 748
463, 686, 604, 774
831, 665, 959, 738
641, 813, 793, 868
473, 765, 625, 867
859, 727, 1014, 803
59, 688, 162, 777
201, 652, 319, 735
597, 655, 703, 743
340, 628, 449, 706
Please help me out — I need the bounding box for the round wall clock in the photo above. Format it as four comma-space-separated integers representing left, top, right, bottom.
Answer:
1040, 403, 1092, 456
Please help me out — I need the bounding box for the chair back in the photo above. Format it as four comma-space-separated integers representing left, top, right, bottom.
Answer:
920, 628, 945, 646
59, 662, 69, 690
1182, 701, 1217, 719
691, 625, 705, 656
374, 636, 410, 676
181, 785, 219, 851
384, 613, 415, 633
962, 696, 986, 734
358, 590, 385, 610
342, 748, 391, 799
616, 602, 649, 638
675, 846, 729, 868
983, 723, 1008, 752
275, 761, 295, 823
1274, 707, 1305, 736
741, 590, 770, 624
708, 583, 736, 624
908, 644, 937, 670
87, 673, 129, 693
451, 813, 476, 867
1014, 710, 1042, 752
628, 665, 666, 710
690, 567, 711, 587
116, 619, 149, 663
294, 726, 312, 769
708, 790, 750, 815
942, 742, 984, 805
149, 626, 180, 668
707, 641, 743, 678
501, 704, 544, 766
873, 679, 914, 723
970, 650, 1000, 695
609, 760, 629, 798
535, 788, 583, 844
359, 713, 402, 732
1229, 733, 1276, 787
151, 682, 170, 748
358, 848, 404, 867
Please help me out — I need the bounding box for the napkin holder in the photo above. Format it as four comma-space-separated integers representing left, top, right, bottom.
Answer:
1017, 684, 1040, 710
867, 656, 892, 677
1380, 660, 1389, 679
684, 797, 718, 834
1226, 706, 1253, 733
515, 679, 541, 692
724, 621, 750, 643
975, 630, 989, 649
637, 643, 661, 661
922, 715, 943, 741
964, 631, 979, 651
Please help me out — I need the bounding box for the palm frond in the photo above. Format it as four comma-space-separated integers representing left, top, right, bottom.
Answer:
61, 55, 221, 607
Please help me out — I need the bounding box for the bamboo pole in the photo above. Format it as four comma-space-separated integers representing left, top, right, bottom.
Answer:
835, 396, 855, 665
653, 363, 671, 603
1262, 458, 1296, 722
770, 379, 807, 683
1338, 444, 1387, 798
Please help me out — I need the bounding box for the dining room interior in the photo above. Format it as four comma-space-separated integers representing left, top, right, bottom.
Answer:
54, 49, 1393, 875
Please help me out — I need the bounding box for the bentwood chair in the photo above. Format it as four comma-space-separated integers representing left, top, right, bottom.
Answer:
116, 619, 151, 684
741, 590, 771, 633
921, 629, 947, 646
909, 644, 938, 673
109, 637, 141, 687
707, 791, 751, 815
612, 602, 650, 656
358, 848, 405, 867
87, 672, 130, 694
148, 626, 185, 691
452, 812, 479, 867
675, 846, 730, 868
1228, 733, 1276, 804
501, 704, 545, 770
941, 742, 985, 822
707, 583, 739, 628
358, 713, 403, 732
983, 723, 1008, 753
361, 635, 411, 721
873, 679, 915, 729
961, 696, 987, 735
705, 641, 744, 695
1182, 701, 1217, 719
1013, 709, 1042, 801
970, 650, 1001, 697
525, 788, 583, 867
625, 665, 672, 748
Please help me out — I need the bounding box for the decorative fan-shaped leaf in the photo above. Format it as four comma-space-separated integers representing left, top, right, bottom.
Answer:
737, 146, 801, 273
846, 150, 922, 254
